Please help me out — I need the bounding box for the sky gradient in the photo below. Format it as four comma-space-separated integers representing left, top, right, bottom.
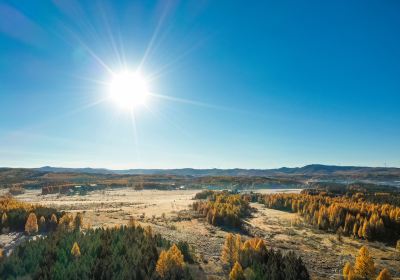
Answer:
1, 0, 399, 169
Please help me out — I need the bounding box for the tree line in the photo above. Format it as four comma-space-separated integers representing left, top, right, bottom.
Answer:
258, 193, 400, 244
192, 191, 252, 229
0, 196, 62, 234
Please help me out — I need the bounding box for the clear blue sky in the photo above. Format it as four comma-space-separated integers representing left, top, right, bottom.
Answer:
1, 0, 399, 169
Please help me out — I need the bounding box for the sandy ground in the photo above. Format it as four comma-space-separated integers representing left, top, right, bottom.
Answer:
2, 188, 399, 279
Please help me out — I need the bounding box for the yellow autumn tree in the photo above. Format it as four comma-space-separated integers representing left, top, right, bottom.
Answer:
58, 213, 74, 231
51, 213, 58, 224
49, 213, 58, 231
144, 225, 153, 237
347, 269, 358, 280
25, 213, 38, 235
156, 244, 185, 278
222, 233, 236, 266
353, 223, 359, 237
234, 234, 242, 262
71, 242, 81, 258
1, 212, 7, 225
229, 261, 245, 280
128, 216, 136, 228
354, 246, 375, 279
376, 268, 392, 280
362, 221, 372, 240
343, 262, 353, 279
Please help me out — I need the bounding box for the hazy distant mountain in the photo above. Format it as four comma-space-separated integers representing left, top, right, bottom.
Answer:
34, 164, 400, 179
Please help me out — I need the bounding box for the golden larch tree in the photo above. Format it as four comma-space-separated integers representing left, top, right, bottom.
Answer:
353, 223, 359, 237
59, 213, 74, 231
229, 261, 245, 280
343, 262, 352, 279
1, 212, 7, 225
169, 244, 184, 265
50, 214, 58, 224
222, 233, 236, 266
71, 242, 81, 258
362, 221, 372, 240
25, 213, 38, 235
354, 246, 375, 279
156, 244, 185, 278
376, 268, 392, 280
49, 213, 58, 231
347, 269, 357, 280
234, 234, 242, 262
357, 223, 363, 238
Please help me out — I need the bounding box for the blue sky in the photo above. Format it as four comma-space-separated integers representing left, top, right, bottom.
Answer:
0, 0, 399, 169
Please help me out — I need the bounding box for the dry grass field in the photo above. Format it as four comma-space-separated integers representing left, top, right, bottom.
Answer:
1, 188, 398, 279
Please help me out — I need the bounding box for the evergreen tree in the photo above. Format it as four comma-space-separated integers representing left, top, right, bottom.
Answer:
243, 268, 256, 280
376, 268, 392, 280
39, 216, 46, 232
354, 246, 375, 279
49, 213, 58, 231
229, 261, 245, 280
25, 213, 38, 235
74, 212, 83, 231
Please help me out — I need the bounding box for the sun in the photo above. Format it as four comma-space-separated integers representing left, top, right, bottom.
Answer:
109, 71, 149, 110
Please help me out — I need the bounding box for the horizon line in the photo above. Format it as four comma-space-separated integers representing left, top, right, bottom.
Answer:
1, 163, 400, 170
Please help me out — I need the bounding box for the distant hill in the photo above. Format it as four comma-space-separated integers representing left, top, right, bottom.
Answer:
32, 164, 400, 179
0, 164, 399, 188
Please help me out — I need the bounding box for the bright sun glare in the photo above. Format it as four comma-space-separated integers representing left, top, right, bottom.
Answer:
109, 71, 149, 110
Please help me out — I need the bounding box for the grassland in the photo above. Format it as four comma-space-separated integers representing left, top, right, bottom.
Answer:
1, 187, 398, 279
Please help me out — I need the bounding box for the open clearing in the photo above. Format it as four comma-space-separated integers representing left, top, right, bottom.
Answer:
2, 188, 399, 279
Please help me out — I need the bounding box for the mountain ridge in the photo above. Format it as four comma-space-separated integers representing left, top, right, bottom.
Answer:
32, 164, 400, 178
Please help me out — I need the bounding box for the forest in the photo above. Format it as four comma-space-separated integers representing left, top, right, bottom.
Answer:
192, 191, 252, 229
306, 182, 400, 206
258, 192, 400, 244
0, 196, 62, 233
0, 223, 192, 280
